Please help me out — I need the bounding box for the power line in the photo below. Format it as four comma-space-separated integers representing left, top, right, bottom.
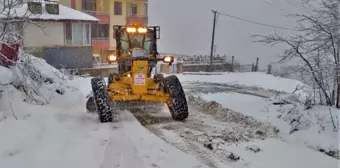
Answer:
262, 0, 292, 15
217, 11, 298, 31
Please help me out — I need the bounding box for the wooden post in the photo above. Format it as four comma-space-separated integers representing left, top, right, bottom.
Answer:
231, 56, 234, 72
176, 62, 183, 73
267, 64, 272, 74
255, 57, 259, 72
161, 63, 169, 74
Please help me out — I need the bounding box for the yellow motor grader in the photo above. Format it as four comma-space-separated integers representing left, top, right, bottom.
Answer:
86, 24, 188, 123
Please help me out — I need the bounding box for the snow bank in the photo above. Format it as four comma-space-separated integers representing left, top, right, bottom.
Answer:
199, 92, 339, 160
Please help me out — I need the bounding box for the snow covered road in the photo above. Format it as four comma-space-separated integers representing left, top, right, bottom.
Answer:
0, 57, 338, 168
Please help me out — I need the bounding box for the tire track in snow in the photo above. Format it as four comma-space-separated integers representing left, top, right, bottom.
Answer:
100, 127, 145, 168
129, 83, 279, 168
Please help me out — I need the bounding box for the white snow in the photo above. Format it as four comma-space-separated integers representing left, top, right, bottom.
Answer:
0, 55, 207, 168
177, 72, 339, 167
200, 92, 339, 150
0, 66, 13, 84
226, 138, 338, 168
1, 53, 339, 168
177, 72, 309, 94
0, 1, 98, 22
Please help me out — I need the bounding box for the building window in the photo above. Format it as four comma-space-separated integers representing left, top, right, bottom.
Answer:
144, 3, 148, 17
92, 24, 109, 40
114, 1, 122, 15
129, 4, 137, 16
82, 0, 96, 12
65, 22, 91, 45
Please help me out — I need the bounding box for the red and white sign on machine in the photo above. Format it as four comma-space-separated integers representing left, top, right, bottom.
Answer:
134, 73, 146, 85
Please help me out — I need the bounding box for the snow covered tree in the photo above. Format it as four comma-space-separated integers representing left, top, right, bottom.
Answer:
254, 0, 340, 108
0, 0, 29, 45
0, 0, 51, 105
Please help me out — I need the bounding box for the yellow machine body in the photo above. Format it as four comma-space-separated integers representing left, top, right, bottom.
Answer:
107, 60, 170, 104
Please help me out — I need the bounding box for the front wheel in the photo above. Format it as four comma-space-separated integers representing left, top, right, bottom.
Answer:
163, 75, 189, 121
91, 77, 113, 123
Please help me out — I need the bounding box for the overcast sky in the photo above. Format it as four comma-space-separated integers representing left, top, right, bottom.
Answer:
148, 0, 312, 67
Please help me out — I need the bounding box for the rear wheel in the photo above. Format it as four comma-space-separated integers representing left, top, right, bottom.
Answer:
86, 96, 96, 113
91, 77, 113, 123
164, 75, 189, 121
108, 73, 119, 85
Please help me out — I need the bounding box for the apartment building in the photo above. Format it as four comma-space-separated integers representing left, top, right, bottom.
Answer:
58, 0, 148, 62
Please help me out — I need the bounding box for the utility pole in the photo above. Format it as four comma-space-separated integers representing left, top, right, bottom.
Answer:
209, 10, 218, 72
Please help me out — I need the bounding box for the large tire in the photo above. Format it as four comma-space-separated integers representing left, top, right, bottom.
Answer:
91, 77, 113, 123
164, 75, 189, 121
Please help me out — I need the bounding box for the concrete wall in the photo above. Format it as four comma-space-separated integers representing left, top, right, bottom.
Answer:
43, 46, 93, 69
74, 67, 118, 77
58, 0, 71, 7
23, 22, 64, 48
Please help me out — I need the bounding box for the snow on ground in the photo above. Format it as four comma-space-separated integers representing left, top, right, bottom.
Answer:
174, 72, 339, 167
199, 92, 339, 156
225, 138, 338, 168
0, 55, 208, 168
1, 53, 339, 168
176, 72, 311, 101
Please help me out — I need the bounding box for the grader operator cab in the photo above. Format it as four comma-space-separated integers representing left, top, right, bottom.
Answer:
86, 24, 188, 123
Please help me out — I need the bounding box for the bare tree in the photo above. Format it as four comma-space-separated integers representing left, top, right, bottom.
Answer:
253, 0, 340, 108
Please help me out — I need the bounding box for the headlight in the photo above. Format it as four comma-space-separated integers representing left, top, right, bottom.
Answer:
108, 55, 117, 62
163, 56, 174, 63
138, 27, 147, 33
126, 27, 137, 33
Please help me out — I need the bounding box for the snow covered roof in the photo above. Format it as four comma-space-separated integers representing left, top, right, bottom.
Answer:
0, 2, 99, 22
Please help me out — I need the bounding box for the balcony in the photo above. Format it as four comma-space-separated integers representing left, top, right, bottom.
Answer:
82, 10, 110, 23
126, 14, 148, 25
92, 37, 110, 49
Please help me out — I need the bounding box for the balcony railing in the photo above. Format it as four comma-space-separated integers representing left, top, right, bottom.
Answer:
92, 37, 109, 41
126, 14, 148, 25
82, 10, 110, 16
127, 13, 147, 17
126, 0, 148, 2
